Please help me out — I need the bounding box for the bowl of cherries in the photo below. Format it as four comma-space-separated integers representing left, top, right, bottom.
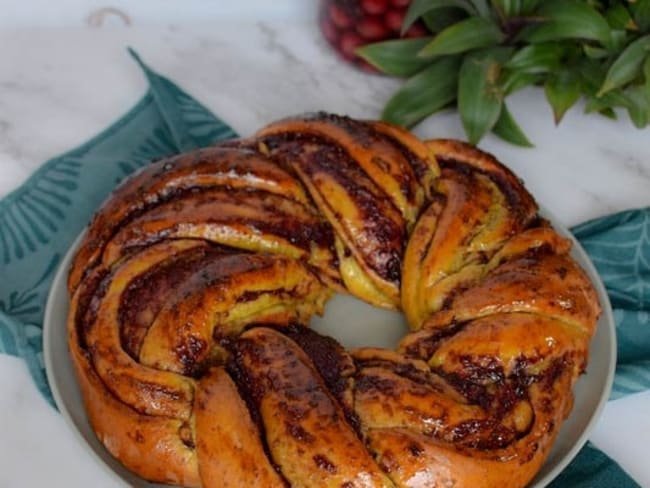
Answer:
319, 0, 427, 71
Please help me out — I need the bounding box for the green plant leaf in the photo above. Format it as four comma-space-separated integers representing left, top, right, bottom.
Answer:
608, 29, 630, 53
584, 44, 609, 59
544, 68, 582, 123
596, 87, 634, 110
579, 58, 606, 94
584, 90, 630, 115
578, 58, 633, 119
382, 56, 462, 128
371, 0, 650, 146
625, 85, 650, 128
519, 0, 542, 15
357, 38, 433, 77
505, 43, 564, 73
492, 0, 519, 17
491, 0, 514, 17
627, 56, 650, 128
599, 106, 618, 120
520, 0, 611, 45
458, 48, 511, 143
584, 95, 610, 114
605, 4, 637, 30
599, 34, 650, 96
401, 0, 475, 33
418, 17, 504, 57
492, 103, 534, 146
422, 8, 468, 32
628, 56, 650, 128
501, 69, 541, 94
631, 0, 650, 31
491, 0, 540, 17
468, 0, 492, 18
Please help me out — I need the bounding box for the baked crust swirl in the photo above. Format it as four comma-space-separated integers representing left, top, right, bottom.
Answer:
67, 113, 600, 488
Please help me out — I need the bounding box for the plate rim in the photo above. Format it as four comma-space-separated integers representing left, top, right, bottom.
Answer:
527, 228, 617, 487
43, 233, 136, 487
43, 216, 617, 488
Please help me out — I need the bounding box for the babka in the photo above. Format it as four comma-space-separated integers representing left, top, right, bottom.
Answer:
67, 113, 601, 488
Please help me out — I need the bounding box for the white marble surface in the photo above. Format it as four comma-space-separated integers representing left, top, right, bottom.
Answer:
1, 1, 649, 487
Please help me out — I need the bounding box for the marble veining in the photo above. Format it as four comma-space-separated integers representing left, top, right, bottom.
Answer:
601, 146, 650, 182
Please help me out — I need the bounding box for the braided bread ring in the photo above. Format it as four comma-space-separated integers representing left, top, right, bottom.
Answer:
67, 113, 600, 488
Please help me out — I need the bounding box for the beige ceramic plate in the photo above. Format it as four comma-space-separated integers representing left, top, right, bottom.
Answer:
43, 215, 616, 488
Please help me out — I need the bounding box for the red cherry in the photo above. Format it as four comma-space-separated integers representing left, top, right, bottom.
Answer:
357, 16, 389, 40
404, 22, 428, 38
361, 0, 388, 15
390, 0, 411, 6
339, 31, 365, 60
329, 4, 353, 28
384, 8, 406, 32
320, 16, 340, 45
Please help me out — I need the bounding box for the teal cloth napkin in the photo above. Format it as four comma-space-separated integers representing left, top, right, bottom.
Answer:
0, 50, 646, 487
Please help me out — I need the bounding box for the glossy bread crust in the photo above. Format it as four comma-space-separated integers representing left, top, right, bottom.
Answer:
68, 113, 600, 488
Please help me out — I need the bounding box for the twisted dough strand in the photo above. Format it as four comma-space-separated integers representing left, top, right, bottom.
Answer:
68, 113, 600, 488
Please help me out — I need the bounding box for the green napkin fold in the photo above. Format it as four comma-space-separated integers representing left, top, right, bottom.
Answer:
0, 50, 646, 487
573, 208, 650, 400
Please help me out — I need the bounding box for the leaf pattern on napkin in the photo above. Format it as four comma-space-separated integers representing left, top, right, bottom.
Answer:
0, 157, 80, 264
0, 254, 59, 320
0, 51, 236, 402
573, 209, 650, 398
576, 210, 650, 309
